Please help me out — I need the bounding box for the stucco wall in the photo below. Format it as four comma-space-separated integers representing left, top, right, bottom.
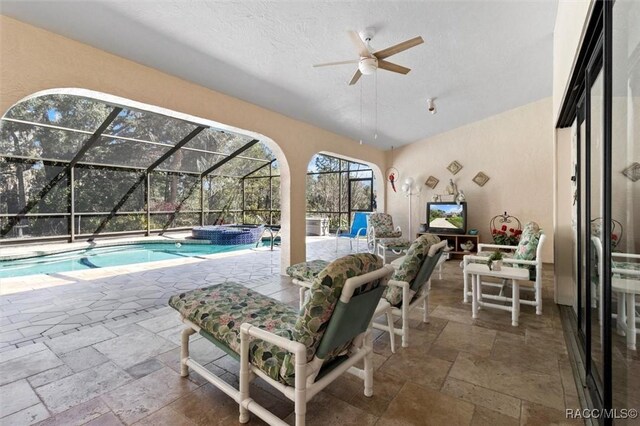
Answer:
0, 15, 387, 273
552, 0, 594, 305
384, 98, 555, 263
552, 0, 594, 122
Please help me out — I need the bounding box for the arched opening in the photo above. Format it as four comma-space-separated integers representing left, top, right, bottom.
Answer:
0, 89, 292, 268
303, 151, 384, 257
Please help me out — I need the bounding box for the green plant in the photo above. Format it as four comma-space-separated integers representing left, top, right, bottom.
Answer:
487, 251, 504, 270
488, 251, 504, 261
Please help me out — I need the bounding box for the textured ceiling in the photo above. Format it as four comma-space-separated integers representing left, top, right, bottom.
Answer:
1, 1, 558, 149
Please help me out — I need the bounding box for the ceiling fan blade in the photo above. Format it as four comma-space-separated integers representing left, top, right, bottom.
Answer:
373, 36, 424, 60
348, 30, 371, 57
348, 69, 363, 85
313, 59, 360, 68
378, 60, 411, 75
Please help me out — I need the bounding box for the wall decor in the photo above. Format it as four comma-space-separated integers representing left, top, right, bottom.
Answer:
622, 162, 640, 182
447, 160, 463, 175
424, 176, 439, 189
472, 172, 490, 187
386, 167, 400, 192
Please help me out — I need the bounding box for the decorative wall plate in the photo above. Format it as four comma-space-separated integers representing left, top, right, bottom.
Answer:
424, 176, 439, 189
622, 162, 640, 182
472, 172, 490, 187
447, 161, 462, 175
386, 167, 400, 192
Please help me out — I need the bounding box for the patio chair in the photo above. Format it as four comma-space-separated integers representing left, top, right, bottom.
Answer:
367, 212, 409, 254
373, 235, 447, 349
169, 253, 394, 426
462, 221, 546, 314
287, 234, 446, 351
335, 211, 370, 252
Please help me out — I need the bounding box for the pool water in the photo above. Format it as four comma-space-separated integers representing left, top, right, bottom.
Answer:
0, 243, 254, 279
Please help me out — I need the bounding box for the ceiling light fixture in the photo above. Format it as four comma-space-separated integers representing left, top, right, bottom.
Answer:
427, 98, 437, 115
358, 57, 378, 75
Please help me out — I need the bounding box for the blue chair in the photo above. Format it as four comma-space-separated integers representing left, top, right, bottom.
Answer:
335, 212, 371, 252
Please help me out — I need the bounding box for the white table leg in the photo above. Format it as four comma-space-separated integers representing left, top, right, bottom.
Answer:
512, 280, 520, 327
463, 269, 469, 303
471, 274, 478, 319
626, 293, 636, 350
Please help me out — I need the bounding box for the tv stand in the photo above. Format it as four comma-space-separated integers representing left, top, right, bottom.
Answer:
416, 232, 480, 260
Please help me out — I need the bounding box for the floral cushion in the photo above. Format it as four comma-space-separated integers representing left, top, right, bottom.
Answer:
378, 237, 411, 250
168, 282, 299, 385
169, 253, 383, 387
286, 259, 330, 282
613, 261, 640, 278
384, 234, 441, 306
291, 253, 383, 362
370, 213, 402, 238
513, 222, 542, 262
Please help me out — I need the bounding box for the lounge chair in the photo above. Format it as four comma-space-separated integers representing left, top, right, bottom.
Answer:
288, 234, 446, 351
367, 212, 410, 255
169, 253, 394, 426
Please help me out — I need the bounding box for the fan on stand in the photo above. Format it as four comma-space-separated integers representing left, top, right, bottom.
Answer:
313, 29, 424, 85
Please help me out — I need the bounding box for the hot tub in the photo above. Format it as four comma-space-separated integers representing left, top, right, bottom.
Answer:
191, 224, 265, 245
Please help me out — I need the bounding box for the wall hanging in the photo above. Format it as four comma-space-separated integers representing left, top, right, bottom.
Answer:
447, 160, 463, 175
424, 176, 439, 189
472, 172, 490, 187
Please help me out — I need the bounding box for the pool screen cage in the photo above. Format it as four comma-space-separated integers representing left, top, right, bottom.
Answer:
0, 94, 280, 243
0, 94, 373, 244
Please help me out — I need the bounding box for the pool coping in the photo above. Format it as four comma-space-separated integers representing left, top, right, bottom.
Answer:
0, 236, 216, 261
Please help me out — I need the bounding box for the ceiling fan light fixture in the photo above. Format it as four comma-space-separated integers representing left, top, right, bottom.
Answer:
358, 57, 378, 75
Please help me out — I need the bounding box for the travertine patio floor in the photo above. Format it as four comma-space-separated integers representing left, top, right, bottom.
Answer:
0, 237, 582, 425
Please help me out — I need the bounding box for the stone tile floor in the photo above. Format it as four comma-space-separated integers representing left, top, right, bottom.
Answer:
0, 237, 582, 425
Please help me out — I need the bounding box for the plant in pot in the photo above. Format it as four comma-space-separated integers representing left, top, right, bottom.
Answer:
487, 251, 504, 271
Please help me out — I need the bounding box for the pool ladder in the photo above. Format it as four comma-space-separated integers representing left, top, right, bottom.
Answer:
256, 226, 281, 251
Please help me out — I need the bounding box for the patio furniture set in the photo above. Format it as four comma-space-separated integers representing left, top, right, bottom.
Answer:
166, 213, 555, 425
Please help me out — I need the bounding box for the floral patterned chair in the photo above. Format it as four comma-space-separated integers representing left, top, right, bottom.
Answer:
169, 253, 394, 426
374, 234, 447, 349
463, 221, 546, 314
367, 213, 409, 253
287, 234, 446, 351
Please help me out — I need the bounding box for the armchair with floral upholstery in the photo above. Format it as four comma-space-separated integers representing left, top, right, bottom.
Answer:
287, 234, 446, 351
169, 253, 394, 426
367, 212, 410, 254
373, 234, 447, 349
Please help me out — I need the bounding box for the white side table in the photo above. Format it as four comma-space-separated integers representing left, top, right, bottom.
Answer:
464, 263, 529, 326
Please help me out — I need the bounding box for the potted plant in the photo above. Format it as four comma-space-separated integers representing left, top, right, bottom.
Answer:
487, 251, 504, 271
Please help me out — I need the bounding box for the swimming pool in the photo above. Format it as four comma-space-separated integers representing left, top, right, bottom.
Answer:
0, 242, 254, 279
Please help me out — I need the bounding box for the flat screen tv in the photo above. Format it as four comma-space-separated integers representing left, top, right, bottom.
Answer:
426, 202, 467, 234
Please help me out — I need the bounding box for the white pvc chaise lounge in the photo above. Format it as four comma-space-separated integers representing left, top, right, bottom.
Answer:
169, 253, 394, 426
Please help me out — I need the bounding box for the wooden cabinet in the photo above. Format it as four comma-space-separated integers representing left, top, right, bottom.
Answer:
416, 232, 480, 259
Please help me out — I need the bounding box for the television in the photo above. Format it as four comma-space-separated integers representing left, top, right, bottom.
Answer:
426, 202, 467, 234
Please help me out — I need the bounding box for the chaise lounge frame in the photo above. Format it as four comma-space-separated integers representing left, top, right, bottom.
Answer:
177, 265, 394, 426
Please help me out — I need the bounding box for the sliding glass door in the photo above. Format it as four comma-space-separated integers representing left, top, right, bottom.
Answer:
611, 0, 639, 416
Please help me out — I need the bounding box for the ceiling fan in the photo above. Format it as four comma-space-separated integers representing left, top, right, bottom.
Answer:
313, 30, 424, 85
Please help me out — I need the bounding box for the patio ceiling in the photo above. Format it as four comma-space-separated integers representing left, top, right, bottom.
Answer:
1, 0, 558, 148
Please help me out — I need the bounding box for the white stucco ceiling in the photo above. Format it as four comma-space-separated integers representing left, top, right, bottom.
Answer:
1, 0, 558, 149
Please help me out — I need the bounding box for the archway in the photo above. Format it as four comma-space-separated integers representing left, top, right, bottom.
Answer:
0, 88, 293, 270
